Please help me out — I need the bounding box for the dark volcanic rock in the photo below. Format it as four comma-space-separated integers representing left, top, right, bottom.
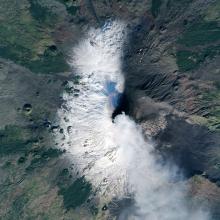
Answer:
156, 115, 220, 184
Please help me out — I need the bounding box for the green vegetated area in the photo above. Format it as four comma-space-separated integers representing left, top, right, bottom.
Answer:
179, 21, 220, 47
0, 125, 63, 167
177, 45, 220, 72
0, 0, 69, 74
201, 86, 220, 131
175, 2, 220, 132
29, 0, 56, 24
166, 0, 192, 13
176, 18, 220, 72
0, 125, 35, 155
151, 0, 162, 17
5, 194, 29, 220
0, 117, 92, 218
57, 0, 80, 15
57, 169, 92, 210
0, 124, 67, 218
26, 147, 63, 171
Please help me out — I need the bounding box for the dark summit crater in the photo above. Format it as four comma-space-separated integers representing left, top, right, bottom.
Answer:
105, 81, 129, 120
112, 92, 129, 120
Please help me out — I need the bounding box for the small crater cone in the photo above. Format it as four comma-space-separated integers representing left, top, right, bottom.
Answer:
22, 103, 32, 115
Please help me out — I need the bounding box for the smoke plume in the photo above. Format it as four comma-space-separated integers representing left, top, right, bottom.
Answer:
56, 21, 210, 219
